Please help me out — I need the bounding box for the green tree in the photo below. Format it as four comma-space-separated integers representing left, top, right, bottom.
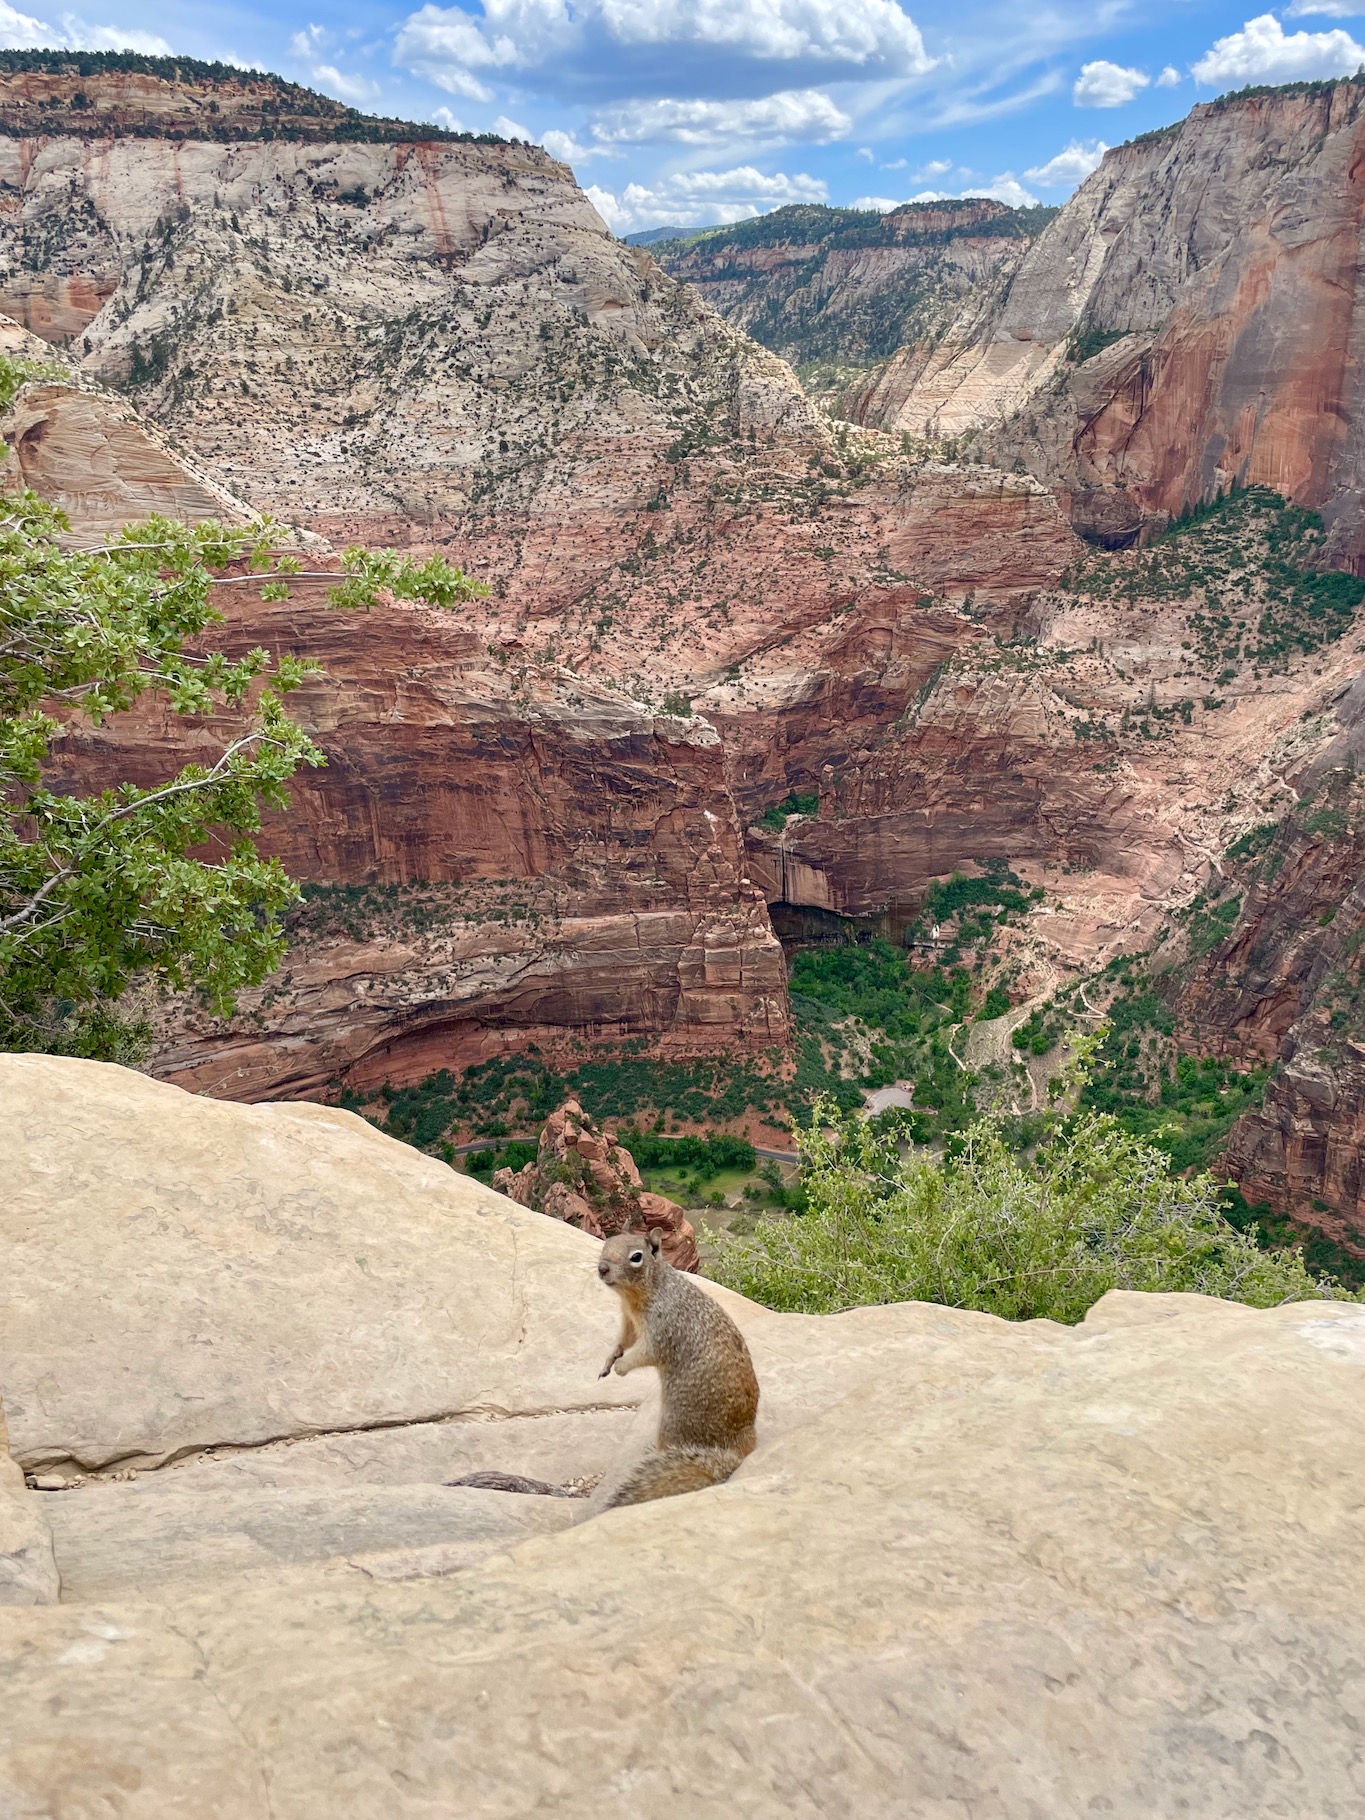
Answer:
710, 1096, 1355, 1320
0, 367, 484, 1057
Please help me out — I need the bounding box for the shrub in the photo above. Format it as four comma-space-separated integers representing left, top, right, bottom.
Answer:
709, 1098, 1353, 1321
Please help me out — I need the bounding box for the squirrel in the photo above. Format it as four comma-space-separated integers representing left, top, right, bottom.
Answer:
595, 1226, 759, 1508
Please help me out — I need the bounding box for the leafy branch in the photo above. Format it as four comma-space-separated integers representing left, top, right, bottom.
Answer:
0, 377, 487, 1058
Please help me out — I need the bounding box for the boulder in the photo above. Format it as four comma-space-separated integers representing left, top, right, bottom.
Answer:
494, 1101, 700, 1270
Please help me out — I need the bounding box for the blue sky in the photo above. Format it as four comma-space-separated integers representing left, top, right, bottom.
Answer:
5, 0, 1365, 229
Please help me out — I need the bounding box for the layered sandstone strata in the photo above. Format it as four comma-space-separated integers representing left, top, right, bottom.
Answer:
39, 557, 790, 1096
853, 80, 1365, 561
652, 199, 1048, 410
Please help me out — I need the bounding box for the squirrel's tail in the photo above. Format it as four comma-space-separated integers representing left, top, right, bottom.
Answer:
601, 1444, 745, 1508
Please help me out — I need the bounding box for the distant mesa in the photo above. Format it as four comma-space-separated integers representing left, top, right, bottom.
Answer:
0, 48, 509, 146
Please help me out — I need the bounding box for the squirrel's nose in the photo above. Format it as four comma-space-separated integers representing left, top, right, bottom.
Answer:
597, 1261, 610, 1278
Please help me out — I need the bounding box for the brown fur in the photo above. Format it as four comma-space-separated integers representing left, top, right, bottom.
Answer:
597, 1228, 759, 1507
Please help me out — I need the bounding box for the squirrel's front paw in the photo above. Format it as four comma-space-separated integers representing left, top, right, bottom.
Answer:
598, 1353, 620, 1379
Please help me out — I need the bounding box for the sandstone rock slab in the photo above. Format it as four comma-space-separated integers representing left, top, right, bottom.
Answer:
1, 1055, 641, 1474
89, 1407, 637, 1498
2, 1293, 1364, 1816
41, 1480, 578, 1603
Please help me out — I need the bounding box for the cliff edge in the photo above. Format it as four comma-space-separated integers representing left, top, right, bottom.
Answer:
2, 1053, 1364, 1814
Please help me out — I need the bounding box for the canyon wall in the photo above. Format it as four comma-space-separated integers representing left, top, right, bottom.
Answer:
651, 200, 1051, 409
10, 61, 1365, 1244
852, 79, 1365, 562
0, 63, 1084, 1100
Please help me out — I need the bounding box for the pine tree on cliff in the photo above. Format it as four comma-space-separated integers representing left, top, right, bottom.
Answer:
0, 353, 486, 1059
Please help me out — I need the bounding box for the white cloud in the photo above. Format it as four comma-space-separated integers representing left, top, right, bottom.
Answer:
0, 2, 169, 51
1286, 0, 1364, 15
0, 1, 58, 46
918, 155, 951, 175
598, 0, 932, 64
396, 0, 935, 105
1074, 60, 1150, 106
590, 89, 851, 145
971, 175, 1039, 207
1156, 64, 1182, 85
542, 126, 610, 162
309, 62, 378, 102
587, 162, 828, 232
929, 69, 1064, 128
1192, 13, 1365, 84
62, 15, 171, 50
289, 24, 378, 104
864, 173, 1040, 210
493, 113, 533, 138
856, 144, 874, 160
427, 104, 466, 129
1023, 138, 1108, 187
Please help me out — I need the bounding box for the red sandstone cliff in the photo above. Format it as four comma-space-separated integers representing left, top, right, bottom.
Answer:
851, 79, 1365, 563
11, 63, 1365, 1251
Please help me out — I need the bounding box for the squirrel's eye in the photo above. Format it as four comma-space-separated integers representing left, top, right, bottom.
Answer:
629, 1250, 643, 1264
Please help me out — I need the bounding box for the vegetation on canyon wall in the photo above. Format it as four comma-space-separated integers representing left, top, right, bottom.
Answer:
0, 350, 484, 1057
1061, 488, 1365, 679
710, 1098, 1357, 1319
0, 50, 508, 145
651, 200, 1058, 404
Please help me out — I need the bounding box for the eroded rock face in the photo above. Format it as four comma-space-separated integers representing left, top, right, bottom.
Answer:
494, 1100, 698, 1270
37, 568, 791, 1094
859, 81, 1365, 562
3, 1056, 1365, 1815
653, 199, 1048, 412
0, 1400, 58, 1606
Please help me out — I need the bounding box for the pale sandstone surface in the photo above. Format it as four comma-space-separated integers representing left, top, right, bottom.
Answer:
1, 1054, 644, 1473
0, 1402, 58, 1606
1, 1291, 1362, 1816
41, 1480, 580, 1603
71, 1406, 638, 1498
0, 315, 260, 543
4, 1056, 1365, 1813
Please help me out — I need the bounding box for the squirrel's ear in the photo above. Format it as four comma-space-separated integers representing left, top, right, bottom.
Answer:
647, 1227, 663, 1256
